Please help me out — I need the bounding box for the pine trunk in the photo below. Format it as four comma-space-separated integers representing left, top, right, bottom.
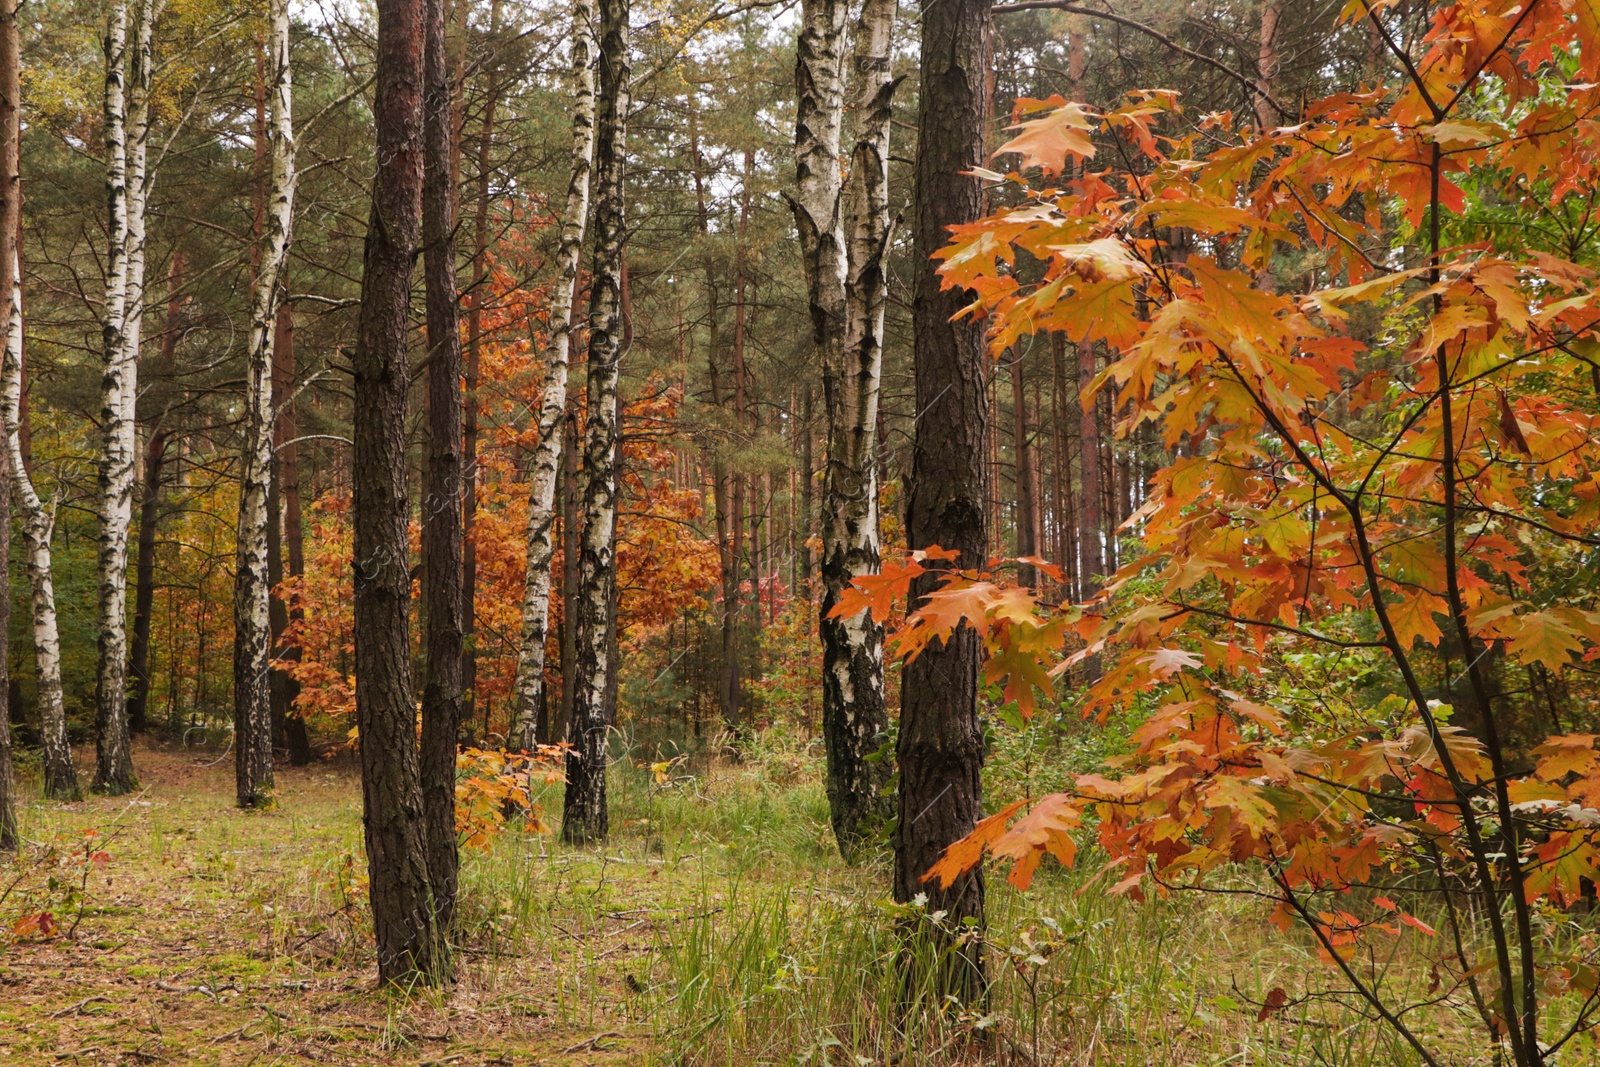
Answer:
1077, 339, 1103, 594
270, 305, 311, 765
233, 0, 294, 808
561, 0, 627, 844
1011, 351, 1036, 585
420, 0, 463, 942
128, 426, 165, 735
508, 0, 596, 750
353, 0, 441, 984
895, 0, 991, 999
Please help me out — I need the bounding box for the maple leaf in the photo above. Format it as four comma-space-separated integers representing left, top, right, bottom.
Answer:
1389, 590, 1447, 649
1507, 611, 1586, 672
1531, 734, 1600, 781
1147, 647, 1203, 680
828, 557, 924, 623
922, 798, 1029, 889
994, 103, 1096, 176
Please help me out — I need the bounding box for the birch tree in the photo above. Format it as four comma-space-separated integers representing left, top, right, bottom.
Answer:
561, 0, 627, 844
94, 0, 157, 795
508, 0, 596, 753
792, 0, 898, 860
233, 0, 295, 808
0, 0, 17, 846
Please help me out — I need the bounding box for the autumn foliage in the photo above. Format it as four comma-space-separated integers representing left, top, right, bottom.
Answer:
836, 0, 1600, 1061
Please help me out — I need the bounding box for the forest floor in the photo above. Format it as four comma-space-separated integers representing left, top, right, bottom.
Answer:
0, 737, 1439, 1067
0, 741, 663, 1066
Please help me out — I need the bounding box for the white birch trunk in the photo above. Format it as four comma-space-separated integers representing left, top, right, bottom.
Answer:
234, 0, 294, 807
2, 252, 77, 800
561, 0, 627, 843
507, 0, 597, 752
794, 0, 897, 859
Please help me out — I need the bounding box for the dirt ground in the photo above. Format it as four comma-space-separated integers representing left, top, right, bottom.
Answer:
0, 742, 650, 1066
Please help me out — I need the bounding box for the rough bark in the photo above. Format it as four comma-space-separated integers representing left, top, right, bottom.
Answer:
269, 305, 311, 765
895, 0, 991, 1000
233, 0, 293, 808
353, 0, 441, 984
419, 0, 463, 943
508, 0, 596, 751
462, 1, 502, 733
94, 0, 155, 796
561, 0, 627, 844
1077, 339, 1103, 594
0, 432, 11, 851
1010, 351, 1037, 584
128, 425, 165, 735
1255, 0, 1281, 133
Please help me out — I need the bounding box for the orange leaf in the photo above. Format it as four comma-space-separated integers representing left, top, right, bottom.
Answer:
921, 799, 1030, 889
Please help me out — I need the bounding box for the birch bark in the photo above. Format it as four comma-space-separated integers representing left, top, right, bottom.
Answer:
2, 250, 75, 800
508, 0, 596, 751
561, 0, 627, 844
0, 0, 16, 842
233, 0, 294, 808
793, 0, 898, 860
94, 0, 155, 795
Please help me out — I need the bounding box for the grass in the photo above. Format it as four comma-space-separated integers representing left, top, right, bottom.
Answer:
0, 737, 1489, 1065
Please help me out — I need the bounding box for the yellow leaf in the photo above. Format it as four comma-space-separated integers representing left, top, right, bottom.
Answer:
994, 103, 1096, 175
1390, 590, 1447, 649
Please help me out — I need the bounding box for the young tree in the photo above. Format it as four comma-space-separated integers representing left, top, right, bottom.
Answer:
913, 5, 1600, 1063
893, 0, 991, 998
233, 0, 296, 808
419, 0, 463, 936
94, 0, 156, 796
508, 0, 596, 753
561, 0, 628, 844
353, 0, 442, 984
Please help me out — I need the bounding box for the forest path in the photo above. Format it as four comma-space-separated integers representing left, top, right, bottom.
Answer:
0, 741, 651, 1066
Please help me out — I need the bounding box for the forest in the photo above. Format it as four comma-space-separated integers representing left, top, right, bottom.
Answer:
1, 0, 1599, 1062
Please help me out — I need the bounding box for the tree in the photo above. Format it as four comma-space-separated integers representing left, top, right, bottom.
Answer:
562, 0, 628, 844
509, 0, 596, 753
419, 0, 464, 939
0, 0, 17, 849
913, 3, 1600, 1063
352, 0, 441, 984
94, 0, 156, 796
892, 0, 991, 999
233, 0, 296, 809
793, 0, 899, 859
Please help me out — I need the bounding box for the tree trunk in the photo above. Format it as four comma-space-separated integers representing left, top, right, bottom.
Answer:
1077, 339, 1103, 595
556, 401, 580, 744
128, 426, 165, 736
1011, 350, 1036, 585
420, 0, 463, 941
0, 0, 14, 846
353, 0, 441, 985
508, 0, 596, 751
3, 244, 75, 801
270, 304, 311, 765
1255, 0, 1281, 133
94, 0, 154, 796
561, 0, 627, 844
798, 382, 814, 600
895, 0, 991, 1000
233, 0, 294, 808
462, 0, 502, 734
